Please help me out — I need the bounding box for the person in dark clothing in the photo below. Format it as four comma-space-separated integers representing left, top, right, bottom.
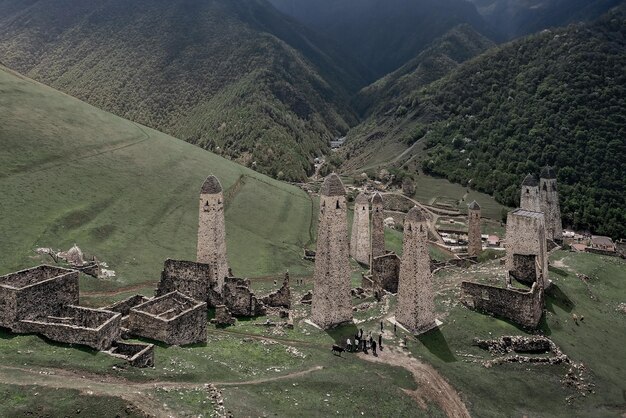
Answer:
379, 333, 383, 350
372, 340, 377, 355
354, 334, 360, 352
359, 328, 364, 339
380, 320, 383, 331
394, 323, 397, 335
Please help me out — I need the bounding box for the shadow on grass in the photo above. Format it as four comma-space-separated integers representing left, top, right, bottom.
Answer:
545, 283, 574, 314
417, 328, 456, 363
325, 322, 359, 347
0, 327, 17, 340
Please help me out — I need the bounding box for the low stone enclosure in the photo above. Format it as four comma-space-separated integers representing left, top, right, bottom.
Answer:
17, 305, 121, 351
106, 341, 155, 368
460, 280, 544, 329
128, 291, 207, 346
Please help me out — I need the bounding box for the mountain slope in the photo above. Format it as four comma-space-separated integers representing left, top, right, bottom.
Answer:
469, 0, 625, 39
0, 0, 363, 182
269, 0, 490, 81
343, 9, 626, 238
0, 64, 315, 294
354, 25, 495, 117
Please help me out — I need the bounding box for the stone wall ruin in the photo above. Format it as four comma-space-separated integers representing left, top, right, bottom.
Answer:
505, 209, 549, 289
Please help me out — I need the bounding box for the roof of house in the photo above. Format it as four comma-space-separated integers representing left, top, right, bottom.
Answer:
371, 192, 383, 205
320, 173, 346, 197
592, 235, 614, 246
406, 206, 427, 223
468, 200, 481, 210
201, 175, 223, 194
540, 166, 557, 179
522, 173, 539, 187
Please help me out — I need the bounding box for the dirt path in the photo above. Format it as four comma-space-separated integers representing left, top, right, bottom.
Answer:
0, 364, 324, 418
357, 348, 470, 418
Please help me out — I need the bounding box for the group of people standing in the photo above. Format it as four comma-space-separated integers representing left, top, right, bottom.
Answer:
345, 322, 386, 355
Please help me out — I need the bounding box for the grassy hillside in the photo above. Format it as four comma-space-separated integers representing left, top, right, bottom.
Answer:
269, 0, 490, 82
0, 0, 363, 182
0, 65, 315, 295
343, 9, 626, 238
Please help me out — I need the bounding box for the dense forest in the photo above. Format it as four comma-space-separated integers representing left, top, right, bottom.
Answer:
403, 11, 625, 237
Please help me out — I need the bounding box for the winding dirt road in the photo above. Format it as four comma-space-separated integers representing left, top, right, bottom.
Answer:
358, 348, 470, 418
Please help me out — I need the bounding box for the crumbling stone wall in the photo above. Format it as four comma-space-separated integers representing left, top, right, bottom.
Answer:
107, 295, 151, 316
197, 175, 230, 290
371, 193, 386, 260
467, 201, 482, 257
156, 259, 220, 307
0, 266, 79, 330
223, 277, 266, 316
107, 341, 154, 368
17, 305, 121, 350
539, 167, 563, 241
520, 174, 541, 212
460, 282, 544, 328
214, 305, 235, 326
396, 207, 436, 334
311, 174, 353, 329
261, 273, 291, 309
371, 253, 400, 294
128, 292, 207, 346
350, 192, 371, 265
505, 209, 549, 288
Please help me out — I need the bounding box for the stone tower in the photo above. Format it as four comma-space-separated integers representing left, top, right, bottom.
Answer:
396, 207, 436, 335
371, 193, 385, 261
539, 166, 563, 241
311, 174, 353, 329
350, 192, 371, 265
505, 209, 549, 289
467, 201, 482, 257
520, 174, 541, 212
197, 175, 229, 291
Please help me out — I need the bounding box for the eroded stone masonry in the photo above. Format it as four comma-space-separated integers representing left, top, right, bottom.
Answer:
539, 166, 563, 241
197, 175, 230, 289
371, 193, 386, 260
350, 192, 371, 265
505, 209, 549, 289
396, 207, 437, 335
520, 174, 541, 212
467, 201, 482, 257
311, 174, 353, 329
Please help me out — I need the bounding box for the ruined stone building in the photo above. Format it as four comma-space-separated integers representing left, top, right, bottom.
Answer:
467, 201, 482, 257
197, 175, 229, 290
128, 291, 207, 346
505, 209, 549, 289
311, 174, 353, 329
539, 166, 563, 241
350, 192, 371, 266
156, 259, 221, 307
520, 174, 541, 212
396, 207, 437, 335
371, 193, 386, 260
362, 253, 400, 296
460, 208, 548, 329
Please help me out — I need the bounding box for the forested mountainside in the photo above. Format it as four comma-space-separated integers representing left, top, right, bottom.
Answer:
469, 0, 624, 39
343, 9, 626, 238
0, 0, 364, 181
354, 25, 495, 117
268, 0, 490, 81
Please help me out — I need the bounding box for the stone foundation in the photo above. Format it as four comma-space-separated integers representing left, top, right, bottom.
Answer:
460, 281, 544, 328
17, 305, 121, 350
107, 341, 155, 368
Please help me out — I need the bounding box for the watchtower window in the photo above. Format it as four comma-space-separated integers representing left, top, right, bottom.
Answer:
362, 206, 366, 211
336, 200, 340, 209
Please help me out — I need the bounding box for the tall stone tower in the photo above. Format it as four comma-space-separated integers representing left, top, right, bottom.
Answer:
311, 174, 353, 329
505, 209, 549, 289
197, 175, 229, 291
467, 201, 482, 257
371, 193, 385, 261
396, 207, 436, 335
350, 192, 371, 265
539, 166, 563, 241
520, 174, 541, 212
